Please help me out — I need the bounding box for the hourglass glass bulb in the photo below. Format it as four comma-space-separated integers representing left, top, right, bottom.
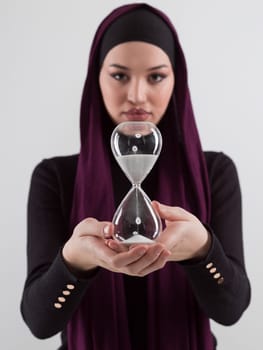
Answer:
111, 121, 162, 243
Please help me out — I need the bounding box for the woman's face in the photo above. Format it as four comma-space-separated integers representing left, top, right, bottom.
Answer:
99, 41, 175, 125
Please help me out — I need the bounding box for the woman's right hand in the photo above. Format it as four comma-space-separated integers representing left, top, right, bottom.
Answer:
62, 217, 171, 277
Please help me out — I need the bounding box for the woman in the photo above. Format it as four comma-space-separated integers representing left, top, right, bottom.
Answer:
21, 3, 251, 350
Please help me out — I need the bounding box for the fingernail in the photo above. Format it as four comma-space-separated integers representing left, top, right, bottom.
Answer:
103, 225, 110, 237
137, 248, 147, 256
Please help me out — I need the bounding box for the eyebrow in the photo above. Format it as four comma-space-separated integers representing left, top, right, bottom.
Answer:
147, 65, 169, 71
109, 64, 169, 71
109, 64, 129, 70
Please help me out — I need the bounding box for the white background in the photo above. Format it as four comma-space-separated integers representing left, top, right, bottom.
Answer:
1, 0, 262, 349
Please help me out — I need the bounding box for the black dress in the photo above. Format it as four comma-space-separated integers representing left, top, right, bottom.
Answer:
20, 151, 250, 349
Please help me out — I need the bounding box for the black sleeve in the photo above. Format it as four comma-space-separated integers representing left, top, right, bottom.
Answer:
181, 152, 251, 325
20, 158, 99, 339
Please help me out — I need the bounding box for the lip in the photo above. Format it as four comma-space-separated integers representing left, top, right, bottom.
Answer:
123, 108, 151, 121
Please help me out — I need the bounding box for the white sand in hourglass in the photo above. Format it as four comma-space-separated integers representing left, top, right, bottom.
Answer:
121, 234, 155, 244
117, 154, 158, 184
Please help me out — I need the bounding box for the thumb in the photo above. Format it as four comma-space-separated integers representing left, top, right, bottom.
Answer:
103, 222, 115, 238
152, 201, 190, 222
75, 217, 114, 238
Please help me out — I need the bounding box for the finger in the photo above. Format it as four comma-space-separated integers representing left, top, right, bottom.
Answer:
110, 246, 148, 268
103, 222, 115, 238
124, 244, 170, 275
77, 217, 114, 238
138, 249, 170, 276
152, 201, 190, 222
105, 239, 128, 253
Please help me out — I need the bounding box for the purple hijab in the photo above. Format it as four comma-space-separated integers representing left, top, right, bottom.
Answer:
68, 3, 213, 349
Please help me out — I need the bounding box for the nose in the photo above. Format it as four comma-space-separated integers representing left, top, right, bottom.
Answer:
127, 78, 147, 104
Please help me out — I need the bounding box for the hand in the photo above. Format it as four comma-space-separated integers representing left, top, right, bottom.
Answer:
152, 201, 211, 262
62, 217, 171, 277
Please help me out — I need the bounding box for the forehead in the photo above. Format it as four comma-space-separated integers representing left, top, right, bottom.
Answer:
103, 41, 172, 66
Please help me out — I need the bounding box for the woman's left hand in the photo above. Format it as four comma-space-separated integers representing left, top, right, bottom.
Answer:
152, 201, 212, 262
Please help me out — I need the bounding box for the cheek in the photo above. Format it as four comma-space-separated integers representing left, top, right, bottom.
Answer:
102, 87, 113, 105
100, 79, 123, 107
100, 86, 124, 118
152, 74, 174, 107
155, 86, 173, 111
104, 91, 123, 111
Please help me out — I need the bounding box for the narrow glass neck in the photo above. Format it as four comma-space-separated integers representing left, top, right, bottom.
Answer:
132, 183, 141, 188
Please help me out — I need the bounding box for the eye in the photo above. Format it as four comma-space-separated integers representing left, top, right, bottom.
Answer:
148, 73, 166, 84
110, 72, 129, 82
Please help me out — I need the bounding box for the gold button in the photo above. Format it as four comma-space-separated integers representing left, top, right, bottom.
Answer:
62, 290, 71, 296
209, 267, 217, 274
206, 262, 213, 269
67, 284, 75, 290
217, 277, 224, 285
54, 303, 62, 309
58, 296, 66, 303
213, 272, 221, 279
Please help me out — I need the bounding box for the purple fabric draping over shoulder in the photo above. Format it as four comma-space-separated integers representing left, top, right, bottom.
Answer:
68, 3, 213, 349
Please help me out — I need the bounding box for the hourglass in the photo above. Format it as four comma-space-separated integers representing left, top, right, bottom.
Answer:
111, 121, 163, 244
